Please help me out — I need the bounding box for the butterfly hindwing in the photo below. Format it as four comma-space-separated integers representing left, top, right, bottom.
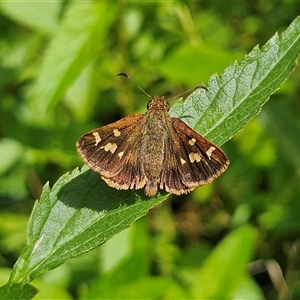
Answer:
102, 143, 147, 190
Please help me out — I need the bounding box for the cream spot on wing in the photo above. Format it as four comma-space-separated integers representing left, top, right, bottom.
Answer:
180, 158, 186, 165
93, 132, 101, 146
206, 146, 216, 159
188, 138, 196, 146
113, 129, 121, 137
189, 152, 201, 163
118, 151, 124, 158
101, 143, 118, 153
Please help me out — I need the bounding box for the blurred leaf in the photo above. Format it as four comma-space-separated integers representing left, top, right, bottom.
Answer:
122, 7, 144, 40
0, 35, 42, 71
261, 100, 300, 174
0, 213, 28, 255
232, 203, 252, 227
101, 217, 150, 275
101, 227, 132, 273
232, 274, 265, 299
233, 118, 277, 167
0, 1, 60, 35
81, 218, 160, 298
24, 1, 116, 125
171, 16, 300, 146
190, 225, 256, 298
0, 283, 37, 300
64, 62, 98, 122
31, 278, 72, 300
159, 43, 242, 86
0, 268, 11, 287
9, 166, 167, 283
259, 188, 300, 235
83, 276, 175, 299
0, 139, 23, 175
0, 167, 29, 200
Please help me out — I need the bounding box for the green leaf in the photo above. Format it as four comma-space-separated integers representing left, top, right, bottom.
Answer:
83, 276, 175, 299
0, 139, 23, 175
159, 43, 243, 86
0, 1, 60, 35
170, 16, 300, 146
64, 62, 99, 122
81, 220, 178, 299
190, 225, 256, 298
25, 1, 116, 125
0, 283, 37, 300
261, 100, 300, 173
9, 166, 167, 283
232, 274, 265, 300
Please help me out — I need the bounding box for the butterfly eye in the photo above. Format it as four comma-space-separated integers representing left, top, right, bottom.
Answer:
147, 101, 151, 109
166, 103, 170, 111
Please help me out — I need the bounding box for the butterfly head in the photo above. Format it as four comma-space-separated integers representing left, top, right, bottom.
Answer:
117, 73, 207, 112
147, 96, 170, 111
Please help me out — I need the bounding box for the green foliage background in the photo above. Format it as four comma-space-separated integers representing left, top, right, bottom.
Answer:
0, 1, 300, 299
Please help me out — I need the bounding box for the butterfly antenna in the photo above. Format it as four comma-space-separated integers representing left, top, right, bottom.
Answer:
117, 72, 152, 99
167, 84, 208, 102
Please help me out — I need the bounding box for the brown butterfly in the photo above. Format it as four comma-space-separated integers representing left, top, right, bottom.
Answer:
76, 73, 229, 197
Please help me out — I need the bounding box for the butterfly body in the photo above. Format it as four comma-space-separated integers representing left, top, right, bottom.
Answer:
140, 96, 172, 196
77, 94, 229, 197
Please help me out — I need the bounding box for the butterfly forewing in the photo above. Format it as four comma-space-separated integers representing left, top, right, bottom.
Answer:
76, 114, 145, 178
160, 118, 229, 194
